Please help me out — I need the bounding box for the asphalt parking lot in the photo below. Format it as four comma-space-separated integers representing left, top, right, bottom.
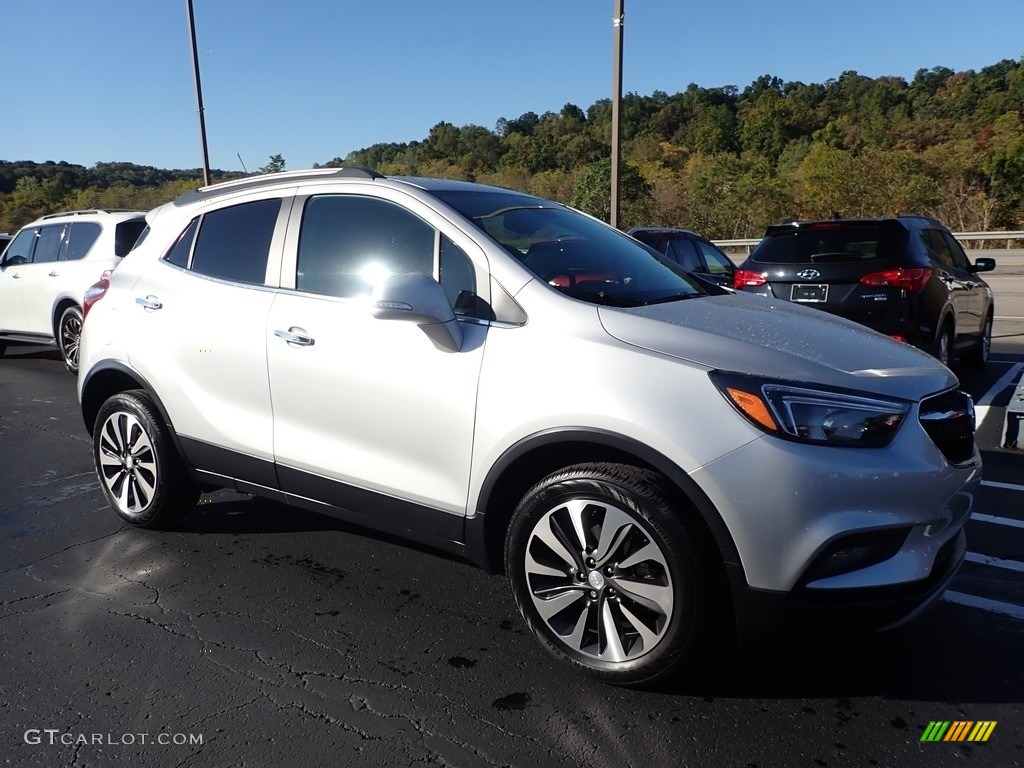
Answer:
2, 297, 1023, 767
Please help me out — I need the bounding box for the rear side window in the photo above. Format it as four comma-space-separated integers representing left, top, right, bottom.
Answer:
114, 219, 147, 257
33, 225, 67, 263
189, 199, 281, 284
753, 224, 907, 264
64, 222, 102, 261
164, 219, 198, 268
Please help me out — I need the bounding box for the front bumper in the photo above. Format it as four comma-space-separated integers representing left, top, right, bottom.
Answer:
729, 527, 966, 646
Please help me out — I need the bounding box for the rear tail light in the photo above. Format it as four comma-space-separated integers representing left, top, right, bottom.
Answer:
733, 269, 767, 288
82, 269, 113, 320
859, 267, 932, 292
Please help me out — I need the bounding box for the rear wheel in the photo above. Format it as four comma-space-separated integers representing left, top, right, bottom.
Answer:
934, 322, 954, 367
58, 305, 83, 373
93, 390, 200, 528
504, 462, 718, 687
963, 313, 992, 369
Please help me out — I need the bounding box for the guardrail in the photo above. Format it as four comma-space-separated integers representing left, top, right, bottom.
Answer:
714, 231, 1024, 255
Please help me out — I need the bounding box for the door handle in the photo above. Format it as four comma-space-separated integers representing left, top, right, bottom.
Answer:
10, 273, 21, 279
48, 270, 60, 277
135, 296, 163, 310
274, 328, 315, 346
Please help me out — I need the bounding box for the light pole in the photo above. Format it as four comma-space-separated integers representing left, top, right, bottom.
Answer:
186, 0, 212, 186
610, 0, 624, 228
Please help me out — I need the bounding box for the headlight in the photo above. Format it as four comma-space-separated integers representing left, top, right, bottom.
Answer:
709, 371, 910, 448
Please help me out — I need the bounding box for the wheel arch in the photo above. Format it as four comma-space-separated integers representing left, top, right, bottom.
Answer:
51, 297, 80, 337
467, 429, 743, 583
81, 362, 178, 445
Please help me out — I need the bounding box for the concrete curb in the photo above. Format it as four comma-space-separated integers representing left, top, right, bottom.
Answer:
976, 365, 1024, 453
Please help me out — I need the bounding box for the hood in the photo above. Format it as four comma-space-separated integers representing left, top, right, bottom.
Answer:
598, 292, 957, 400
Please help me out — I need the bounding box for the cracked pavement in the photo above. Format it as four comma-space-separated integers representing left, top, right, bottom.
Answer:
1, 348, 1022, 768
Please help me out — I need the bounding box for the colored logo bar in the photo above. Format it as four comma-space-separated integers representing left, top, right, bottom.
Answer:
921, 721, 997, 742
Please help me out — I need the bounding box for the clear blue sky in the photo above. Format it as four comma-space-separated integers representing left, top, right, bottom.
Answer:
3, 0, 1023, 173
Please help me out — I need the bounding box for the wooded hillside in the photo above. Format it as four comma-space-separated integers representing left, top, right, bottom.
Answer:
3, 59, 1023, 237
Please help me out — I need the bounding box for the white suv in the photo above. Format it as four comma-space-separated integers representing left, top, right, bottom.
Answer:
0, 209, 146, 371
78, 169, 979, 685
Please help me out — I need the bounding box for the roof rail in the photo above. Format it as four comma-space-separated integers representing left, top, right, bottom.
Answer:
39, 209, 142, 219
173, 166, 385, 207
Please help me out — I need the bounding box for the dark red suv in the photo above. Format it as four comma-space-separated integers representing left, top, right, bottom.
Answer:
734, 217, 996, 367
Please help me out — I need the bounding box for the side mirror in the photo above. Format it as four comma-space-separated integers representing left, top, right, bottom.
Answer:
972, 257, 996, 273
371, 272, 463, 351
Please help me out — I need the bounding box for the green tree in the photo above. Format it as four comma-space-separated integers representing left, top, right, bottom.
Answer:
571, 158, 654, 229
258, 154, 286, 174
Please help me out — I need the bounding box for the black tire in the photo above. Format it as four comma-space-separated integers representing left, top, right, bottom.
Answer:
93, 390, 200, 528
504, 462, 718, 687
934, 322, 954, 368
58, 305, 83, 374
962, 313, 992, 369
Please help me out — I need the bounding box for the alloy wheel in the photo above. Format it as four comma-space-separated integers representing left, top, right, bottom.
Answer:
523, 497, 674, 663
97, 410, 159, 515
59, 308, 82, 371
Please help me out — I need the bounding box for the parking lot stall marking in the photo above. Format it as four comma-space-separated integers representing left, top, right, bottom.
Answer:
942, 590, 1024, 620
965, 552, 1024, 573
970, 512, 1024, 529
972, 362, 1023, 450
980, 480, 1024, 493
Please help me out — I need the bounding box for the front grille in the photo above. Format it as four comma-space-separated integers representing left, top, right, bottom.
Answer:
919, 390, 976, 465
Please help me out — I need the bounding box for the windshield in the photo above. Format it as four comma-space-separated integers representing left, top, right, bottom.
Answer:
429, 189, 707, 306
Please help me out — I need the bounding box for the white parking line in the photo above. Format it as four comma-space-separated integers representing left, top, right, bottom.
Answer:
941, 590, 1024, 620
981, 480, 1024, 493
976, 362, 1023, 406
965, 551, 1024, 573
971, 512, 1024, 529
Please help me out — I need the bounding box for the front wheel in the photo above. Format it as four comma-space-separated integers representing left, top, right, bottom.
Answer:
93, 390, 200, 528
504, 463, 718, 686
58, 305, 83, 373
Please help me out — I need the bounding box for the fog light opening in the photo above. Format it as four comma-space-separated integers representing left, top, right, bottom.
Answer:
803, 528, 911, 583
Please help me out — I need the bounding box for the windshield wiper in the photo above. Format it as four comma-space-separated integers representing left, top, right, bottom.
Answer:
642, 292, 701, 305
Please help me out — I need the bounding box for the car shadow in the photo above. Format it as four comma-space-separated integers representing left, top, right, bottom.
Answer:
176, 492, 476, 567
651, 604, 1024, 704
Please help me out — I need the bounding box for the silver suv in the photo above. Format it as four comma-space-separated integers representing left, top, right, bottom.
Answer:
0, 209, 146, 371
78, 169, 979, 685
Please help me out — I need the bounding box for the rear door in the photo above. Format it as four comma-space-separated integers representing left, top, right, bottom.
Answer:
123, 195, 289, 484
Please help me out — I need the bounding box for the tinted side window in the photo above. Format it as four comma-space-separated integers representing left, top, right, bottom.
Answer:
919, 229, 953, 268
34, 225, 67, 263
694, 239, 734, 275
668, 237, 701, 272
439, 235, 479, 316
941, 231, 972, 270
4, 228, 37, 265
298, 195, 434, 298
64, 222, 102, 261
190, 199, 280, 284
114, 219, 147, 257
164, 219, 199, 268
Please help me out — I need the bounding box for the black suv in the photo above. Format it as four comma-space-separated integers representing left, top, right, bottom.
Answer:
628, 227, 736, 287
734, 217, 996, 367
